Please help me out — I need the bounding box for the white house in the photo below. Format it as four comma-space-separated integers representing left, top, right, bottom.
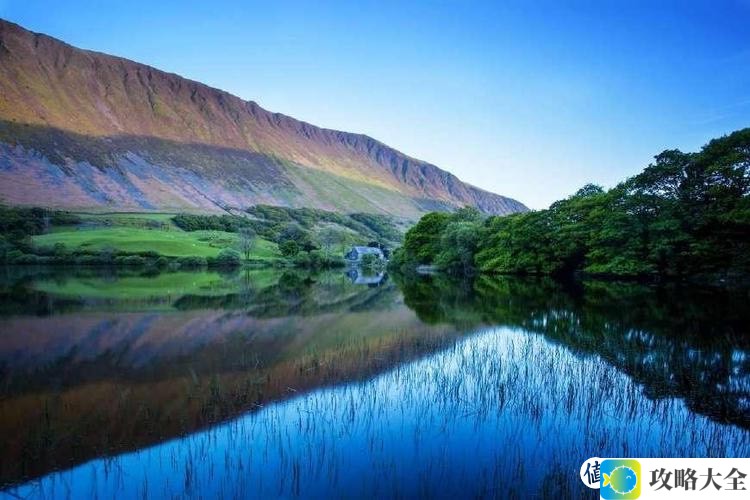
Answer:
345, 246, 385, 262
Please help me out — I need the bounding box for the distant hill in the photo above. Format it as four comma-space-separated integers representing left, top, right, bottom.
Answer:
0, 19, 527, 218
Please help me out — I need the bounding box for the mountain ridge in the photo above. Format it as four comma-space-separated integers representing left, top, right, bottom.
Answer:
0, 19, 527, 217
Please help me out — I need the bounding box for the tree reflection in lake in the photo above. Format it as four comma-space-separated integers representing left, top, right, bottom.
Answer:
0, 267, 748, 497
395, 273, 750, 429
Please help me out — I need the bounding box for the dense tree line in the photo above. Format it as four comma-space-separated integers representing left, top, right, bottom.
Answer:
0, 206, 80, 261
393, 129, 750, 282
174, 205, 401, 248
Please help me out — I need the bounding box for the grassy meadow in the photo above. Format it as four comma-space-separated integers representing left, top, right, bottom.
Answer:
32, 212, 279, 260
34, 226, 279, 259
1, 204, 401, 269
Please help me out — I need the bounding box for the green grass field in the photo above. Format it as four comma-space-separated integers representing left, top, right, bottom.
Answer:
32, 226, 281, 259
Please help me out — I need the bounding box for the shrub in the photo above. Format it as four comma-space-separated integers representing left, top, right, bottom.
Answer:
213, 248, 241, 268
53, 242, 67, 257
14, 253, 50, 265
75, 254, 105, 266
291, 251, 311, 267
177, 256, 208, 268
99, 246, 116, 264
307, 249, 344, 269
115, 255, 146, 266
279, 240, 300, 257
360, 253, 383, 270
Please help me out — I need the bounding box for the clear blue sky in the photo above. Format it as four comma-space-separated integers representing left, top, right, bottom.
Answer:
2, 0, 749, 208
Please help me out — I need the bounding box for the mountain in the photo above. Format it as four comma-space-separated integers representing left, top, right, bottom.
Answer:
0, 19, 527, 218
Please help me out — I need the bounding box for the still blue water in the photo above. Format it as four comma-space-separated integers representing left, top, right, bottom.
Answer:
0, 269, 747, 498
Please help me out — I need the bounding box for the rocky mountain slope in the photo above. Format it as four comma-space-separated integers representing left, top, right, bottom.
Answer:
0, 19, 527, 217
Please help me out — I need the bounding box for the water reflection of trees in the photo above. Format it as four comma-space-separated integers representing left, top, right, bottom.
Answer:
395, 272, 750, 429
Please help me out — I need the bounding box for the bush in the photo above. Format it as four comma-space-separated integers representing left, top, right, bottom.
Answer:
305, 250, 344, 269
360, 253, 381, 269
115, 255, 146, 266
291, 251, 311, 267
53, 242, 67, 257
213, 248, 241, 268
13, 253, 42, 264
99, 246, 116, 264
75, 254, 106, 266
177, 256, 208, 268
137, 250, 160, 259
280, 240, 300, 257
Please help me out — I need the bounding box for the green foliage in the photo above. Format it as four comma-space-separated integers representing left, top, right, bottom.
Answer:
348, 213, 402, 242
360, 253, 380, 270
176, 256, 208, 269
394, 212, 452, 266
115, 255, 147, 266
213, 248, 242, 268
0, 206, 81, 258
279, 240, 300, 257
399, 128, 750, 282
173, 206, 402, 258
292, 249, 345, 269
172, 213, 260, 234
392, 206, 484, 274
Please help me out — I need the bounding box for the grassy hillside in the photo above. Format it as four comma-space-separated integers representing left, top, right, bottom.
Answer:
33, 227, 279, 259
1, 205, 400, 268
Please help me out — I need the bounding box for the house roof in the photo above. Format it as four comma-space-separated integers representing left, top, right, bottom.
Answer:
352, 246, 383, 254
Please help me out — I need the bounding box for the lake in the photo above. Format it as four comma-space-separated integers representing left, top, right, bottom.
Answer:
0, 267, 748, 498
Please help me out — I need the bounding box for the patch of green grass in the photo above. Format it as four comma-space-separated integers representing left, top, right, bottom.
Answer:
32, 227, 280, 259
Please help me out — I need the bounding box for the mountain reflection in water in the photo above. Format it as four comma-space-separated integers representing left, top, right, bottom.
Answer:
0, 267, 747, 497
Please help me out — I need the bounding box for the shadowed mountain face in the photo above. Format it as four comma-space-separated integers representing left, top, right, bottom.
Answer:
0, 19, 527, 217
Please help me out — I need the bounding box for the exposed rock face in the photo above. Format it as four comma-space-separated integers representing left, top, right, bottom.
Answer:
0, 19, 527, 217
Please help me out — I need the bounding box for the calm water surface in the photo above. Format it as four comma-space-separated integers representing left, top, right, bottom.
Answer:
0, 267, 748, 498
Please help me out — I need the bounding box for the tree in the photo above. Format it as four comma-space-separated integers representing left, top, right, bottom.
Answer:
319, 227, 340, 257
278, 223, 317, 252
215, 248, 241, 267
404, 128, 750, 280
435, 221, 479, 274
398, 212, 451, 265
280, 240, 300, 257
238, 227, 256, 261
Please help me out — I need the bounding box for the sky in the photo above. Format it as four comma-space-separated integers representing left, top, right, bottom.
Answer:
2, 1, 749, 209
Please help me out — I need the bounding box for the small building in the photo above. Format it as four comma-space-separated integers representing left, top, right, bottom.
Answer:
345, 268, 387, 286
345, 246, 385, 263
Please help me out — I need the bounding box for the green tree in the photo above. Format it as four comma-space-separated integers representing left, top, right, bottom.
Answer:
404, 128, 750, 281
215, 248, 241, 267
280, 240, 300, 257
